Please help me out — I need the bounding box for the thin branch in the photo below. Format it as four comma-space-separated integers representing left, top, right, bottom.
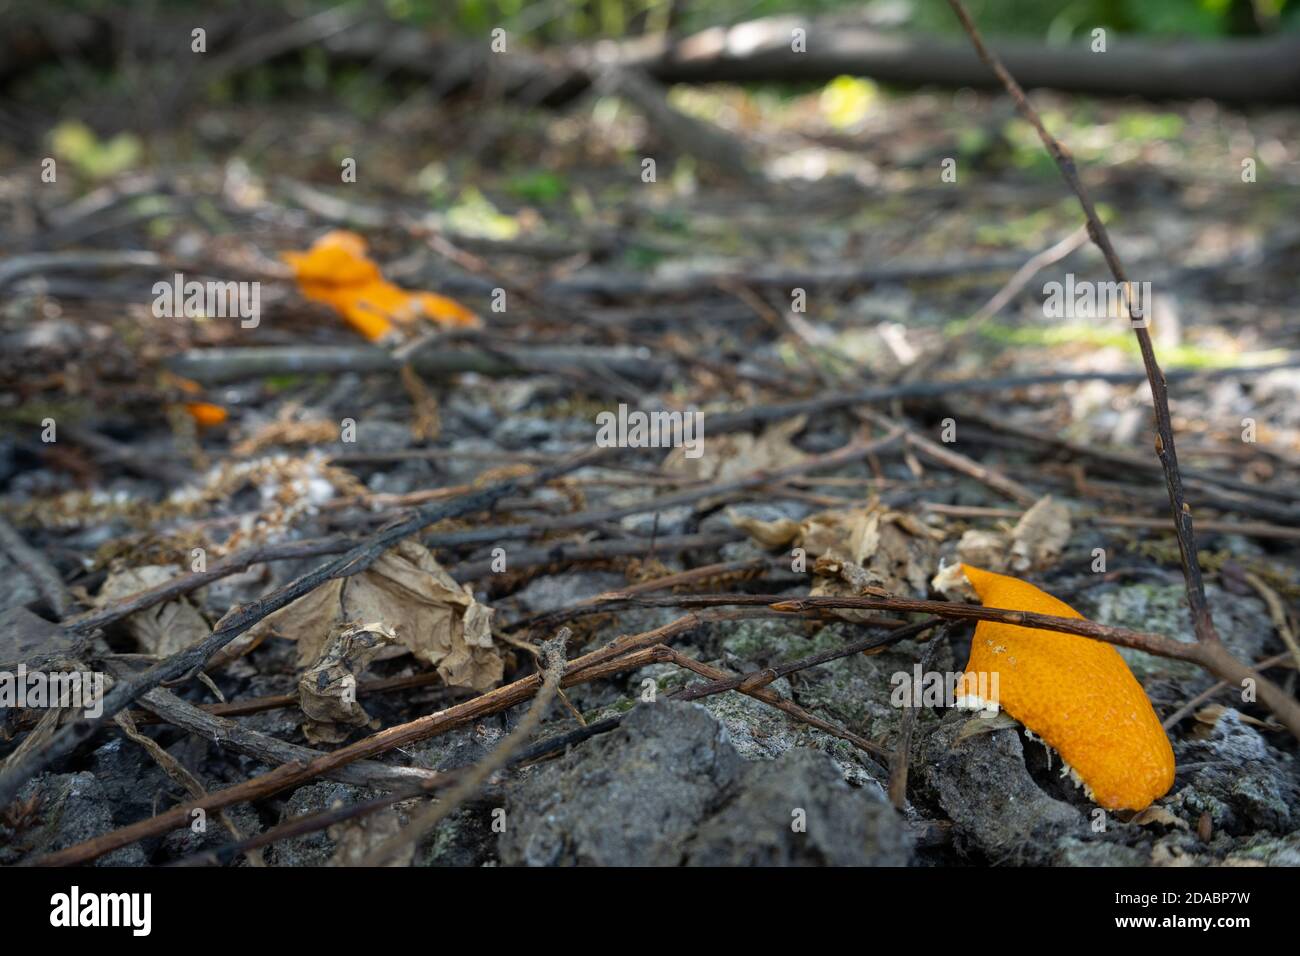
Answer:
945, 0, 1300, 739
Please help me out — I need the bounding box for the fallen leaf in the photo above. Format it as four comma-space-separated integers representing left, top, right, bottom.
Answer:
956, 528, 1008, 573
665, 415, 806, 482
1009, 495, 1071, 572
97, 565, 209, 657
252, 540, 503, 690
1131, 806, 1190, 830
299, 621, 396, 744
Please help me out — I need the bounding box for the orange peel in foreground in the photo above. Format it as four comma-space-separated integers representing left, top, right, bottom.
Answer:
956, 563, 1175, 811
281, 230, 481, 341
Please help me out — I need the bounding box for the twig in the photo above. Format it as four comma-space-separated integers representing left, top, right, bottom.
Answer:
1161, 652, 1294, 730
888, 627, 947, 809
0, 515, 72, 619
605, 591, 1203, 660
857, 409, 1037, 506
356, 630, 571, 866
945, 0, 1300, 739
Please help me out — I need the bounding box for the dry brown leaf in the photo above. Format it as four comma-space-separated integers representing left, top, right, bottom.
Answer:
252, 540, 503, 690
298, 621, 396, 744
1009, 495, 1071, 572
328, 805, 413, 867
97, 565, 209, 657
956, 529, 1009, 573
725, 509, 801, 548
1131, 806, 1189, 830
666, 415, 807, 481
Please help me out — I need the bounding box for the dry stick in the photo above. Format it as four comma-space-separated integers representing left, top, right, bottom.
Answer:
1161, 652, 1294, 730
27, 607, 799, 865
127, 670, 456, 725
945, 0, 1300, 739
132, 685, 439, 789
857, 409, 1037, 506
1240, 572, 1300, 675
507, 556, 772, 633
888, 627, 947, 809
0, 515, 72, 619
65, 534, 354, 636
921, 502, 1300, 542
609, 592, 1202, 661
357, 630, 571, 866
0, 451, 599, 810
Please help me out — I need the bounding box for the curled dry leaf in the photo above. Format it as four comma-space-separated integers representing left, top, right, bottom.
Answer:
665, 415, 807, 482
328, 805, 413, 867
956, 529, 1008, 574
298, 621, 397, 744
732, 500, 941, 609
251, 540, 503, 691
96, 565, 209, 657
1009, 495, 1071, 573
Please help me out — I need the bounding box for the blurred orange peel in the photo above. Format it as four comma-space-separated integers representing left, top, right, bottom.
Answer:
166, 373, 228, 428
955, 564, 1175, 811
281, 230, 481, 341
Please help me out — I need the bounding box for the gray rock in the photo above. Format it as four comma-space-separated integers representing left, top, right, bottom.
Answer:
3, 772, 146, 866
1172, 708, 1297, 835
1083, 583, 1274, 684
507, 571, 626, 615
919, 712, 1084, 863
272, 781, 375, 867
684, 748, 911, 866
500, 701, 743, 866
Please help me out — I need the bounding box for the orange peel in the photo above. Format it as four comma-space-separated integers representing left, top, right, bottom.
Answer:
183, 401, 228, 428
955, 563, 1175, 811
281, 230, 481, 341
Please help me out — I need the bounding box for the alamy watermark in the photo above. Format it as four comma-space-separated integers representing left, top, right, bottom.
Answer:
1043, 273, 1151, 327
1, 664, 105, 718
890, 665, 1000, 715
152, 272, 261, 328
595, 403, 704, 459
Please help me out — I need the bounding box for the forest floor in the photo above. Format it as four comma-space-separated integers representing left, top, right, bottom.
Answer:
2, 78, 1299, 866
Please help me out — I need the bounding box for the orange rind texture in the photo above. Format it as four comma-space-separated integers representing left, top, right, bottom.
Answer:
282, 230, 481, 341
956, 563, 1175, 811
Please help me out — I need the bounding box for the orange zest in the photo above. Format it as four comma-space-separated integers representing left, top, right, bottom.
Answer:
281, 230, 481, 341
956, 563, 1175, 811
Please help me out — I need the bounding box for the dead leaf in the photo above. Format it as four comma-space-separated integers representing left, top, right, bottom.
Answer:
97, 565, 209, 657
1009, 495, 1071, 572
1131, 806, 1190, 830
253, 540, 503, 690
299, 621, 396, 744
666, 415, 806, 482
956, 529, 1008, 573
